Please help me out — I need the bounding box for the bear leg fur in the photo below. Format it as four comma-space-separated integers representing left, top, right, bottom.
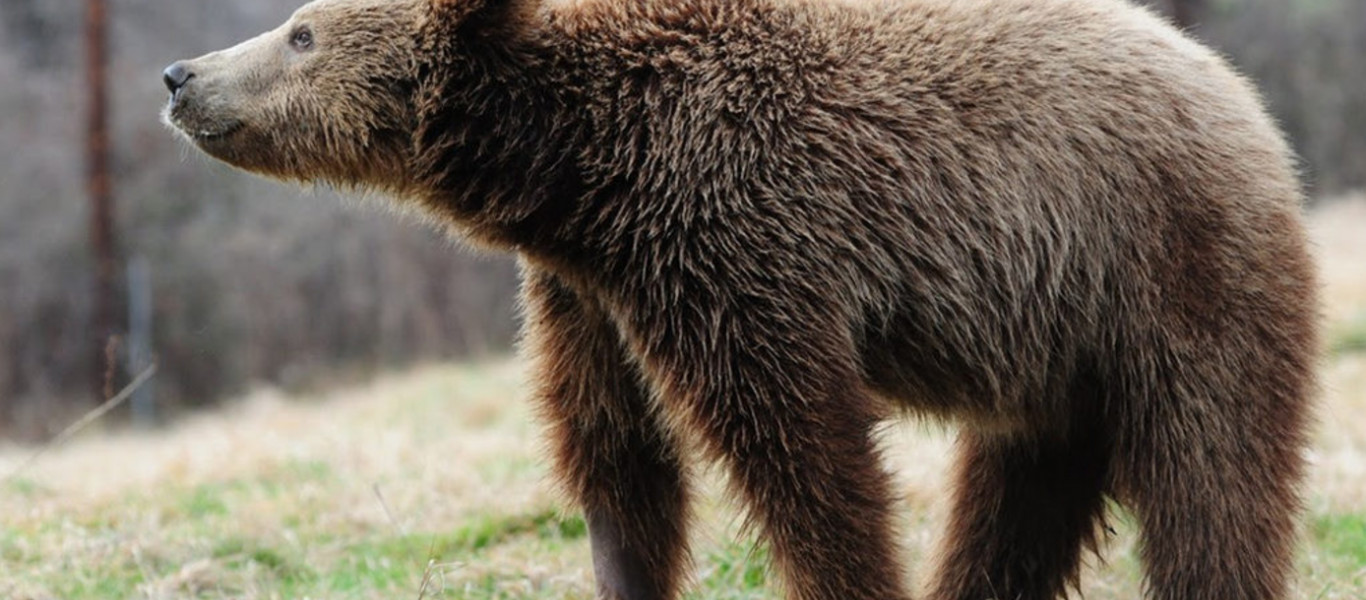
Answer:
522, 268, 691, 600
619, 294, 912, 600
1120, 365, 1307, 600
927, 399, 1112, 600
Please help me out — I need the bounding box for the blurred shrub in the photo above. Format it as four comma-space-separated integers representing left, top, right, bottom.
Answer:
1193, 0, 1366, 194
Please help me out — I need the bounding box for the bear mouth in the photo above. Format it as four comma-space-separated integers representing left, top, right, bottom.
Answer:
187, 121, 243, 142
167, 112, 244, 145
163, 98, 244, 144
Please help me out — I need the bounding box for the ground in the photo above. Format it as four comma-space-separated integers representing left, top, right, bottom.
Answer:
2, 195, 1365, 599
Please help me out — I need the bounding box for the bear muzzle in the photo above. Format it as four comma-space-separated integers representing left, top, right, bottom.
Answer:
160, 63, 244, 144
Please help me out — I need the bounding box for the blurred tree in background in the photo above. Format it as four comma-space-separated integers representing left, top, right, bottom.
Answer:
0, 0, 1360, 437
0, 0, 519, 437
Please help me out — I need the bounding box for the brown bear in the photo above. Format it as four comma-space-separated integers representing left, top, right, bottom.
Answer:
161, 0, 1319, 598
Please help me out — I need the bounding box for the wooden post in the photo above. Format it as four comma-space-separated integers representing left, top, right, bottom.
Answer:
86, 0, 118, 403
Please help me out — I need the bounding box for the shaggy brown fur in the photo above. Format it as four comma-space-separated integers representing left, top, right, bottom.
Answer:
163, 0, 1320, 598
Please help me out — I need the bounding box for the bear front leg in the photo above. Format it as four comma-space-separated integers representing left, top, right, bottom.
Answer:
521, 268, 691, 600
622, 300, 911, 600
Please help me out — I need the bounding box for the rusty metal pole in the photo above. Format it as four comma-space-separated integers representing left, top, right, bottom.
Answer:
86, 0, 117, 402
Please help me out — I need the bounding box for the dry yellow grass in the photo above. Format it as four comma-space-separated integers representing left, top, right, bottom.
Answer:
2, 195, 1364, 599
1308, 194, 1366, 518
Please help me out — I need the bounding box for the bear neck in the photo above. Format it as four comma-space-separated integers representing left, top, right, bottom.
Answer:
412, 2, 588, 255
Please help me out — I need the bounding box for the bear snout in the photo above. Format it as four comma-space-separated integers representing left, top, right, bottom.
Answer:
162, 61, 194, 95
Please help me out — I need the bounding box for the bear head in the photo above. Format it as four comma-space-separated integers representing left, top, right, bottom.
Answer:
161, 0, 516, 196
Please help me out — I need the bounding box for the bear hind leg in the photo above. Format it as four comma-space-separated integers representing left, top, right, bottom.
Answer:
1120, 384, 1306, 600
926, 412, 1112, 600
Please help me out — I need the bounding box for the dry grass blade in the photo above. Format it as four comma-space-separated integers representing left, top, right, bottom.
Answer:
416, 557, 438, 600
1, 363, 157, 485
374, 481, 407, 535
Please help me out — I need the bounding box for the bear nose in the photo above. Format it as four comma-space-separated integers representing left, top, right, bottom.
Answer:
162, 61, 194, 93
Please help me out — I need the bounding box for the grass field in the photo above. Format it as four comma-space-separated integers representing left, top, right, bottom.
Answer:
3, 196, 1365, 599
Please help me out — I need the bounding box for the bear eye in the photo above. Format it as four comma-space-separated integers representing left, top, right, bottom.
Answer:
290, 27, 314, 51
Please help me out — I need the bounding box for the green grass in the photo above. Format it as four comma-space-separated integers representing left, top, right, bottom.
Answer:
179, 484, 232, 518
1305, 513, 1366, 599
1332, 313, 1366, 355
691, 542, 772, 599
4, 335, 1366, 599
1312, 514, 1366, 573
2, 482, 592, 598
353, 509, 588, 562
